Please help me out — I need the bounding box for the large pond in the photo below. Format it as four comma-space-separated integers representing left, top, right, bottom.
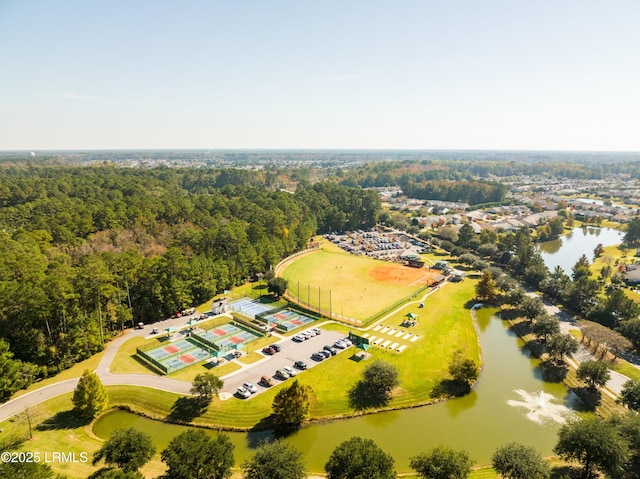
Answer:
537, 226, 623, 273
94, 309, 583, 472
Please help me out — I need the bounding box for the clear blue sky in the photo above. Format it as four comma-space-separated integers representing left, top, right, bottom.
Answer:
1, 0, 639, 151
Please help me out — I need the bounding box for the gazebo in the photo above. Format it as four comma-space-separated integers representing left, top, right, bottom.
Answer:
403, 312, 418, 327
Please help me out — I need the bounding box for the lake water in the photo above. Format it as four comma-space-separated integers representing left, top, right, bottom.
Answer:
94, 309, 582, 472
536, 226, 623, 273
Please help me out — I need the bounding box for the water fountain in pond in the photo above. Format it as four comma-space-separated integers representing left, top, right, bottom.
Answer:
507, 389, 573, 424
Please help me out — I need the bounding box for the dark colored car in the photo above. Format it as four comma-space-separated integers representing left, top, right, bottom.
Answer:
311, 352, 325, 362
269, 343, 281, 352
294, 360, 308, 370
262, 346, 276, 355
323, 345, 338, 356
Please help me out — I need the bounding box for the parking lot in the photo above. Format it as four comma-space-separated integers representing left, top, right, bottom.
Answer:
221, 327, 347, 399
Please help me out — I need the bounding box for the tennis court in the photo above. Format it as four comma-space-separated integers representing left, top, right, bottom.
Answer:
229, 298, 274, 319
139, 337, 212, 374
192, 321, 262, 351
261, 309, 316, 332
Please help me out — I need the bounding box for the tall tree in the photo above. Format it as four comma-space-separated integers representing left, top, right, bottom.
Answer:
72, 369, 108, 420
448, 351, 479, 388
410, 445, 472, 479
92, 427, 155, 473
191, 373, 224, 405
362, 360, 400, 401
161, 430, 234, 479
272, 380, 313, 430
475, 270, 498, 302
619, 379, 640, 411
531, 315, 560, 342
546, 334, 579, 362
325, 436, 396, 479
242, 439, 306, 479
576, 360, 611, 390
555, 417, 630, 479
491, 443, 549, 479
623, 217, 640, 246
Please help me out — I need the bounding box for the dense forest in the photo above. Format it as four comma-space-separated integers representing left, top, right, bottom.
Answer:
0, 165, 380, 400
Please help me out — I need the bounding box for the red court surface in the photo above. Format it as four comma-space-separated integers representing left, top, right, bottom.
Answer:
275, 313, 287, 320
178, 354, 196, 364
291, 319, 303, 326
164, 345, 180, 354
229, 336, 244, 344
213, 329, 227, 336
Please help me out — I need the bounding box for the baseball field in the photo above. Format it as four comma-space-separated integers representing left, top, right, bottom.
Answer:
279, 247, 443, 322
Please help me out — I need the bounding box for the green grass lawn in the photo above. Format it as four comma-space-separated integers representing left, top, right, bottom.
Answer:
280, 248, 427, 321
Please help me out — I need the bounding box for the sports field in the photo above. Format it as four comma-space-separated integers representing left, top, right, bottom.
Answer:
280, 249, 440, 321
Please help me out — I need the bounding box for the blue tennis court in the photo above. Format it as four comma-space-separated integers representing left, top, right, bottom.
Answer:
229, 298, 274, 319
138, 337, 212, 374
261, 309, 316, 332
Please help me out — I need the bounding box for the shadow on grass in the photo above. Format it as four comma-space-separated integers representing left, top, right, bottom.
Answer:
572, 386, 602, 411
37, 409, 89, 430
87, 467, 145, 479
430, 379, 472, 399
348, 381, 391, 411
551, 465, 582, 479
535, 359, 569, 383
166, 397, 208, 423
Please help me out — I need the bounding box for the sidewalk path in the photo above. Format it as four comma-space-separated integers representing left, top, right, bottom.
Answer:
1, 314, 212, 423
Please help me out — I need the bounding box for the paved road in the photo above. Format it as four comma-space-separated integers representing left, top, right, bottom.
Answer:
0, 313, 212, 423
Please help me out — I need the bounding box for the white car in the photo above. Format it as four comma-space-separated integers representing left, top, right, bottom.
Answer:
283, 366, 298, 377
236, 387, 251, 399
243, 382, 258, 393
310, 328, 321, 335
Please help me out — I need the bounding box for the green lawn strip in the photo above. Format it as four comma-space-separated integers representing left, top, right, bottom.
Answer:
12, 349, 106, 399
0, 393, 102, 479
108, 336, 157, 375
610, 359, 640, 382
236, 352, 263, 364
280, 249, 424, 321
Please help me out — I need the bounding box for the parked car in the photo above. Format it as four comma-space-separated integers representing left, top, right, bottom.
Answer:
310, 328, 321, 335
333, 340, 346, 349
269, 343, 281, 352
236, 387, 251, 399
243, 382, 258, 393
275, 369, 290, 380
311, 352, 325, 362
294, 360, 308, 370
260, 375, 275, 387
318, 350, 331, 359
306, 329, 317, 337
262, 346, 276, 355
323, 345, 338, 356
341, 338, 353, 347
283, 366, 298, 377
293, 334, 305, 342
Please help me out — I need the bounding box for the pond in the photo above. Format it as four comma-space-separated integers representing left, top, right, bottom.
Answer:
94, 309, 583, 472
537, 226, 623, 273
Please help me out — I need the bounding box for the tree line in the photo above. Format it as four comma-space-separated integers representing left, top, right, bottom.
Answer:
0, 166, 380, 400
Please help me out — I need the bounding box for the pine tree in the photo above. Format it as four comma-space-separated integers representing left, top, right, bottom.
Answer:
72, 369, 108, 420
